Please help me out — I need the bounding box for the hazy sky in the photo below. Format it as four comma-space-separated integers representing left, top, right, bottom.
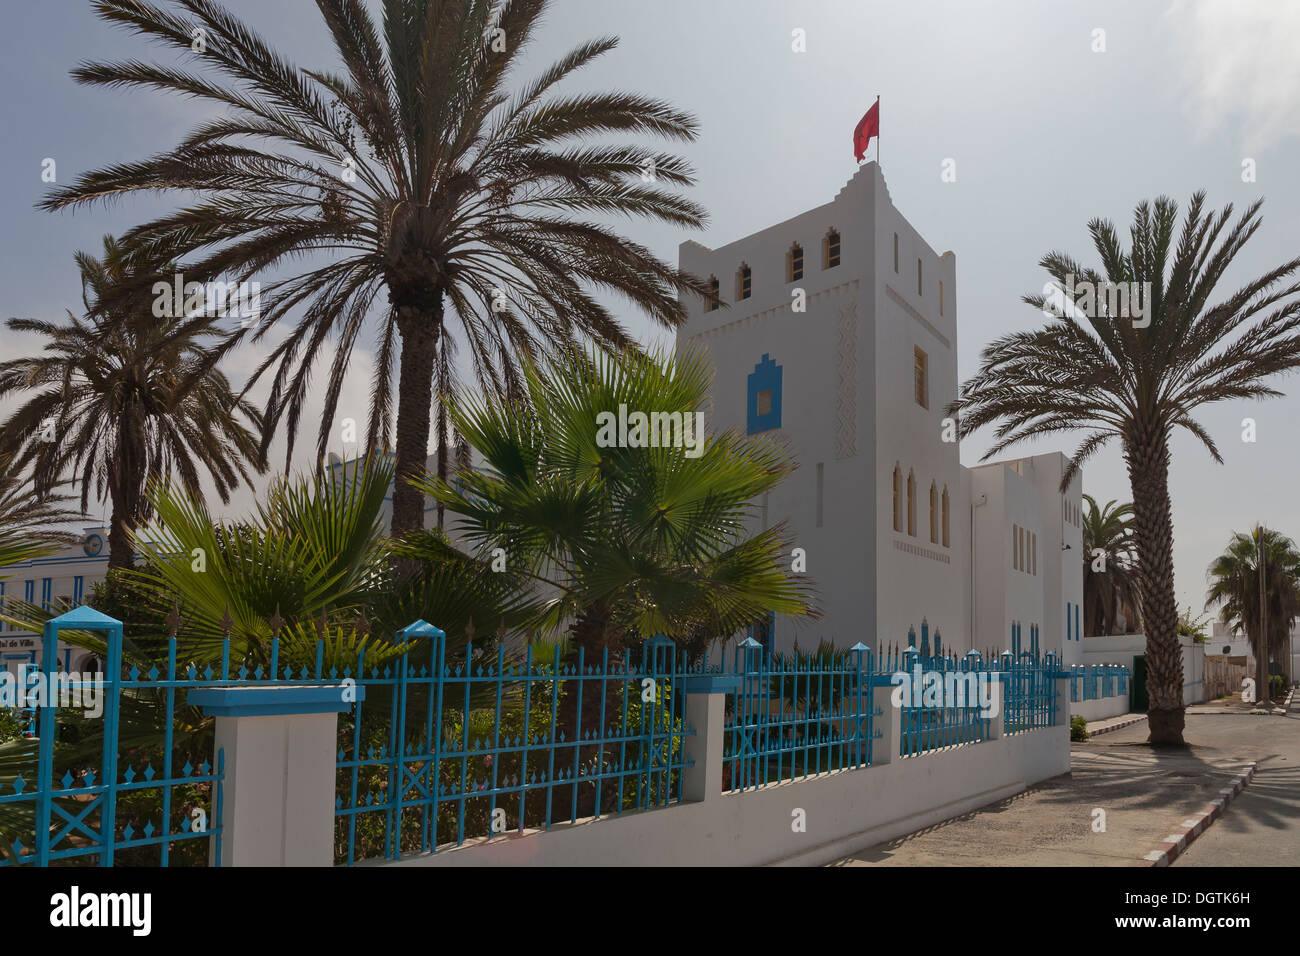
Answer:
3, 0, 1300, 617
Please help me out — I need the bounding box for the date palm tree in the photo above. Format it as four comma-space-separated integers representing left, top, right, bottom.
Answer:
1081, 495, 1140, 636
42, 0, 709, 540
950, 193, 1300, 745
1205, 525, 1300, 704
0, 454, 86, 570
0, 237, 264, 568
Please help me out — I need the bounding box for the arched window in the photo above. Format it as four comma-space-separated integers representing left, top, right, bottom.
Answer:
787, 243, 804, 282
736, 263, 751, 300
823, 229, 841, 269
705, 275, 720, 312
929, 481, 938, 544
907, 470, 916, 536
941, 485, 950, 547
892, 463, 902, 532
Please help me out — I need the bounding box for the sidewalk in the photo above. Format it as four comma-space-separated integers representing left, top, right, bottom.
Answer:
829, 714, 1267, 867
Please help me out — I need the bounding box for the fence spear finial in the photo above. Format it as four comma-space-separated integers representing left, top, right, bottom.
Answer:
165, 600, 182, 639
268, 603, 284, 640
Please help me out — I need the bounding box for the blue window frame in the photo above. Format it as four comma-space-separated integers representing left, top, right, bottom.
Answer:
73, 576, 84, 605
746, 354, 782, 434
40, 578, 52, 612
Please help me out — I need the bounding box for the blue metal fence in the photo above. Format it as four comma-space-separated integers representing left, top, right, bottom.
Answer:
722, 638, 876, 792
4, 607, 1069, 867
887, 647, 994, 757
1067, 664, 1132, 703
0, 606, 225, 867
333, 624, 695, 864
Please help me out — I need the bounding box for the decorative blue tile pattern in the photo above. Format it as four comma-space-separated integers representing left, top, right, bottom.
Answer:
746, 354, 782, 434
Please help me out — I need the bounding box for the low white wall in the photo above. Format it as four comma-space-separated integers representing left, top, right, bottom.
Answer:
1070, 695, 1129, 722
1080, 634, 1207, 706
372, 726, 1070, 868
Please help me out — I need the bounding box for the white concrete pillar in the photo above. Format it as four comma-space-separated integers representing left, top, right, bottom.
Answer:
986, 676, 1004, 740
189, 684, 362, 867
871, 683, 898, 764
679, 674, 741, 803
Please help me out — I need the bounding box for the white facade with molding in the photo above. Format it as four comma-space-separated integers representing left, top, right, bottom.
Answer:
677, 163, 1084, 662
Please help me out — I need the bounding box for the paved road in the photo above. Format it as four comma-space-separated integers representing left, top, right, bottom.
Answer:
830, 711, 1296, 867
1172, 711, 1300, 866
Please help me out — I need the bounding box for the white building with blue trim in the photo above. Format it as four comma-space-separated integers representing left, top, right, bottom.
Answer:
677, 163, 1085, 663
0, 527, 113, 678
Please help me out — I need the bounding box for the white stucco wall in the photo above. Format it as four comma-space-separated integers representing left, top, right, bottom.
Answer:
677, 164, 1079, 659
374, 723, 1070, 868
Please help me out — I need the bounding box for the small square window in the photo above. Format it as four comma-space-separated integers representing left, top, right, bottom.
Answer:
788, 244, 804, 283
756, 389, 772, 417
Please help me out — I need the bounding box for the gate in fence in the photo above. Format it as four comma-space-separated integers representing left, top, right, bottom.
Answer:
0, 605, 224, 867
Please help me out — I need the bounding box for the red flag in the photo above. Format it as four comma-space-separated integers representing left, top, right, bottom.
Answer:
853, 99, 879, 162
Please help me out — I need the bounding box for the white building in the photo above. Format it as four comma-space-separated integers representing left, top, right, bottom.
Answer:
677, 162, 1084, 662
0, 527, 113, 678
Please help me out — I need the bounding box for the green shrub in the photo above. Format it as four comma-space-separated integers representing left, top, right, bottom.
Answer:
0, 709, 26, 745
1070, 714, 1089, 742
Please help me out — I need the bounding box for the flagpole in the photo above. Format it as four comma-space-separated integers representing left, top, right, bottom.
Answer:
876, 95, 881, 168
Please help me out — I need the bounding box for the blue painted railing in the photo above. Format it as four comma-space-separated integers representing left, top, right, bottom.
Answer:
334, 628, 698, 864
0, 605, 229, 867
722, 639, 876, 792
4, 607, 1070, 867
1067, 664, 1132, 703
887, 647, 994, 757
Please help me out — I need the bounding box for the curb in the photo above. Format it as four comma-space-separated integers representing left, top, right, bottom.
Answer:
1139, 762, 1257, 867
1085, 715, 1147, 737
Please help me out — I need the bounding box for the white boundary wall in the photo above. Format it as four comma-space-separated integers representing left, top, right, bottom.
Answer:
1078, 633, 1207, 707
370, 684, 1071, 868
1070, 695, 1129, 722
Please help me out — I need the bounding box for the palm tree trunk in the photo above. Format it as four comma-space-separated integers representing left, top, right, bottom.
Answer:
107, 425, 141, 570
1125, 431, 1185, 746
392, 300, 442, 542
107, 503, 134, 570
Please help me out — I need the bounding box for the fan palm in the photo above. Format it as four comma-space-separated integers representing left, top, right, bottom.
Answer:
950, 192, 1300, 745
42, 0, 710, 539
0, 236, 264, 568
1081, 495, 1140, 636
1205, 525, 1300, 704
413, 345, 818, 661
